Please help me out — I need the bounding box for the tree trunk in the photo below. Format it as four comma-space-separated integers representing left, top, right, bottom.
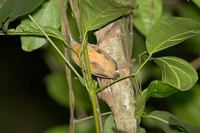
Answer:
95, 18, 138, 133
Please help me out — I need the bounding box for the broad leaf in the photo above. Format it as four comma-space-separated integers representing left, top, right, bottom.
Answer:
147, 80, 177, 98
21, 0, 65, 51
9, 22, 66, 44
0, 0, 45, 30
154, 56, 198, 91
146, 16, 200, 55
135, 56, 198, 118
192, 0, 200, 8
135, 80, 177, 118
134, 0, 163, 35
78, 0, 134, 32
144, 110, 200, 133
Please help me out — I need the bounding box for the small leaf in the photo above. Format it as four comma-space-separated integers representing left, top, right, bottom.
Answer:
144, 110, 200, 133
154, 56, 198, 91
146, 16, 200, 55
192, 0, 200, 8
134, 0, 163, 35
135, 89, 149, 118
135, 80, 177, 118
147, 80, 177, 98
139, 128, 146, 133
104, 115, 116, 133
104, 115, 125, 133
0, 0, 45, 29
79, 0, 134, 32
20, 0, 65, 51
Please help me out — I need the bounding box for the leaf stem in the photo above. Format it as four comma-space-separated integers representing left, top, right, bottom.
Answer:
74, 111, 112, 124
89, 92, 102, 133
97, 54, 152, 93
28, 15, 83, 82
145, 115, 169, 124
80, 31, 93, 83
80, 31, 102, 133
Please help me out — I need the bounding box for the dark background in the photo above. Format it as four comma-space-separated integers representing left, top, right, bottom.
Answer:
0, 35, 67, 133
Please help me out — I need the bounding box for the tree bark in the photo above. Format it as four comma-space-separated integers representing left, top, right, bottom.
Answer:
95, 18, 138, 133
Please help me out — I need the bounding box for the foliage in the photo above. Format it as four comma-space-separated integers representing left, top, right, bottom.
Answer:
144, 110, 200, 133
0, 0, 200, 133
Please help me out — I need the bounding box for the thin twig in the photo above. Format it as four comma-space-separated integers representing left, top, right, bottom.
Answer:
97, 54, 151, 93
28, 15, 83, 82
74, 112, 112, 124
60, 0, 75, 133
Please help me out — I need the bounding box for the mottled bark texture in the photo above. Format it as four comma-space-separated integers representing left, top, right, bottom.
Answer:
95, 19, 138, 133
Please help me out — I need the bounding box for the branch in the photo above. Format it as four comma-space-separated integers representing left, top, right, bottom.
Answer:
95, 17, 138, 133
60, 0, 75, 133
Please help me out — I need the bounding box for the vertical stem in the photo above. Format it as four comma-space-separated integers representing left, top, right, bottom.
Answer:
81, 32, 102, 133
89, 91, 102, 133
64, 48, 75, 133
63, 1, 102, 132
60, 0, 75, 132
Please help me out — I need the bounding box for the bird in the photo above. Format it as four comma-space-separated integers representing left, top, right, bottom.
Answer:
70, 39, 120, 79
61, 7, 120, 79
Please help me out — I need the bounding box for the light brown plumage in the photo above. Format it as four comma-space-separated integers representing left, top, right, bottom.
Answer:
71, 41, 120, 79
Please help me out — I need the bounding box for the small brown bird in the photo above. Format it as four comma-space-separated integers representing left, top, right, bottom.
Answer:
70, 40, 120, 79
61, 6, 119, 79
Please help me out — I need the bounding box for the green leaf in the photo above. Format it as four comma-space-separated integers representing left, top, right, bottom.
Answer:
135, 56, 198, 118
139, 128, 146, 133
147, 80, 177, 98
144, 110, 200, 133
178, 1, 200, 22
192, 0, 200, 8
0, 1, 4, 8
45, 72, 68, 107
43, 125, 68, 133
154, 56, 198, 91
146, 16, 200, 55
78, 0, 134, 32
134, 0, 163, 35
45, 72, 91, 110
20, 0, 65, 51
135, 89, 149, 118
0, 0, 45, 29
177, 2, 200, 54
104, 115, 116, 133
135, 80, 177, 118
10, 22, 66, 43
170, 84, 200, 126
104, 115, 125, 133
